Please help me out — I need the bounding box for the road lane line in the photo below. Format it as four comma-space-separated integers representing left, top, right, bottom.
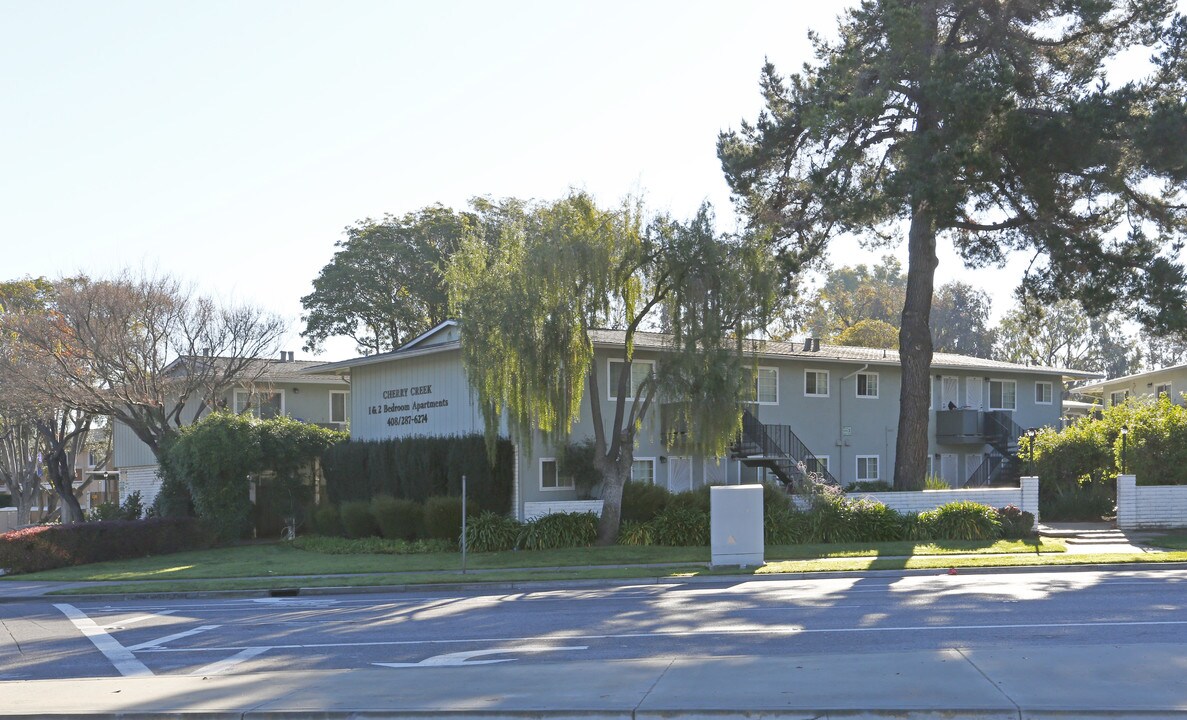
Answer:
191, 647, 272, 676
127, 624, 221, 651
54, 604, 153, 677
102, 611, 176, 630
135, 617, 1187, 654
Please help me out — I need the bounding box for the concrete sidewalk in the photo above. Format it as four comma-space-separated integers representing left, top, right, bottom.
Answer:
3, 643, 1186, 718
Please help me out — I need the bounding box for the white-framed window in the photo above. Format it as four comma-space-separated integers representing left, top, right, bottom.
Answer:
856, 455, 880, 482
631, 458, 656, 484
856, 372, 879, 399
1035, 381, 1053, 405
233, 389, 284, 419
1156, 383, 1172, 398
539, 458, 574, 490
1110, 390, 1128, 406
805, 369, 829, 397
329, 390, 350, 425
807, 455, 829, 474
745, 366, 778, 404
608, 359, 654, 401
988, 379, 1016, 411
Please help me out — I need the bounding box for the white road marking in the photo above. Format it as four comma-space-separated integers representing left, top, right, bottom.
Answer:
102, 611, 176, 630
127, 625, 221, 651
190, 646, 272, 676
375, 645, 588, 668
54, 604, 153, 677
139, 617, 1187, 654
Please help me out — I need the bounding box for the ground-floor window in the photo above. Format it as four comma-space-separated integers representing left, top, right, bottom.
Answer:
540, 458, 573, 490
631, 458, 656, 484
856, 455, 880, 482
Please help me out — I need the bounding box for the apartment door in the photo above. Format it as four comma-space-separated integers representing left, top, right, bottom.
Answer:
941, 376, 960, 410
667, 456, 693, 493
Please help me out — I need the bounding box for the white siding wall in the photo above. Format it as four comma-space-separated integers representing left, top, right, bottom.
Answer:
0, 508, 17, 533
121, 466, 163, 507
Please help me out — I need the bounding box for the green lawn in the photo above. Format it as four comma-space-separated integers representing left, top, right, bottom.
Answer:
5, 536, 1065, 584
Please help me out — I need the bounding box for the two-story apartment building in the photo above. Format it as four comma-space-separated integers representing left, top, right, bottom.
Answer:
306, 322, 1097, 520
1076, 362, 1187, 409
112, 353, 351, 506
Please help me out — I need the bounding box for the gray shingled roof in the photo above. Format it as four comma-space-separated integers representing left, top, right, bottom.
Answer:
587, 329, 1099, 379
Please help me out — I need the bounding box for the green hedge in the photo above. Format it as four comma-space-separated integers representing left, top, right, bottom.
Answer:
322, 435, 513, 513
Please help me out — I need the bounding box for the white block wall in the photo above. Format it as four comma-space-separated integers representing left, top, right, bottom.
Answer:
522, 500, 603, 520
797, 478, 1040, 519
1117, 474, 1187, 529
120, 465, 163, 508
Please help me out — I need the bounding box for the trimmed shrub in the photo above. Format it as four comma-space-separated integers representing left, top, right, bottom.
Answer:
617, 519, 655, 546
0, 518, 215, 575
621, 481, 671, 523
916, 501, 1002, 541
517, 511, 598, 550
652, 505, 709, 546
847, 498, 908, 541
340, 500, 377, 539
322, 435, 514, 513
764, 505, 804, 545
312, 504, 342, 537
845, 480, 893, 493
668, 485, 712, 514
465, 511, 522, 552
371, 495, 423, 541
424, 495, 465, 541
995, 505, 1036, 539
762, 482, 792, 519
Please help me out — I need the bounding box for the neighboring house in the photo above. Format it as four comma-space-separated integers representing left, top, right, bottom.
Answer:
112, 353, 351, 506
305, 321, 1098, 521
1076, 363, 1187, 409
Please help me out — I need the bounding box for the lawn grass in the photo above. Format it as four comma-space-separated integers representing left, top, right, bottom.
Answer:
6, 536, 1064, 583
1145, 533, 1187, 551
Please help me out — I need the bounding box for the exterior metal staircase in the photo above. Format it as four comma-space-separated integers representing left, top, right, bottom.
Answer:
731, 408, 840, 488
964, 411, 1025, 487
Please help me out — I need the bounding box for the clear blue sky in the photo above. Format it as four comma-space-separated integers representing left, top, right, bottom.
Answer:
2, 1, 1180, 359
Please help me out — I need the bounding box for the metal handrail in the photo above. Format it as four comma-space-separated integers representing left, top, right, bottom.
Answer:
739, 409, 840, 486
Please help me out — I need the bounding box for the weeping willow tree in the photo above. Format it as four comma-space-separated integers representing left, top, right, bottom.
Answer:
447, 192, 781, 544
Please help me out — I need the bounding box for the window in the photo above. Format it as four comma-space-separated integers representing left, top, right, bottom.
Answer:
1110, 390, 1128, 406
856, 372, 879, 398
608, 359, 654, 401
330, 391, 350, 424
1035, 382, 1053, 405
805, 370, 829, 397
1156, 383, 1172, 398
745, 366, 778, 404
631, 458, 655, 484
234, 389, 284, 419
988, 380, 1016, 411
539, 459, 573, 490
856, 455, 880, 482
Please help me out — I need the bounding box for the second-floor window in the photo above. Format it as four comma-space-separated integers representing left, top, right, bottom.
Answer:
989, 380, 1016, 411
1110, 390, 1128, 406
805, 370, 829, 397
746, 367, 778, 404
608, 359, 654, 401
1035, 381, 1053, 405
856, 372, 879, 398
1156, 383, 1172, 398
234, 389, 283, 419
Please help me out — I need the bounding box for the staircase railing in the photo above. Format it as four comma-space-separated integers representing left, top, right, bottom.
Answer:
738, 409, 840, 486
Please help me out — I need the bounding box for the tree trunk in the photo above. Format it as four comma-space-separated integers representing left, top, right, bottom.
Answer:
893, 205, 939, 490
44, 447, 84, 524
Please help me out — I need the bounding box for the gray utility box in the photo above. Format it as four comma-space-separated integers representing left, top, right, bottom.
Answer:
710, 485, 765, 568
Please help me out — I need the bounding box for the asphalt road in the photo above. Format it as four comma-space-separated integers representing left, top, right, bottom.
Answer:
3, 567, 1187, 681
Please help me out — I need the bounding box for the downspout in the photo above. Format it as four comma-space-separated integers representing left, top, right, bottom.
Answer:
839, 364, 869, 485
